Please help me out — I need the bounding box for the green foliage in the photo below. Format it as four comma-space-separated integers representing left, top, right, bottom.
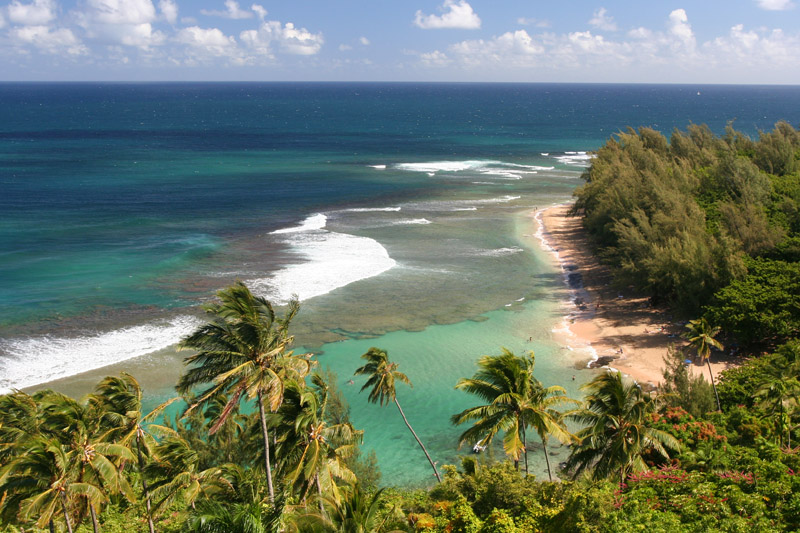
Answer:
705, 257, 800, 346
659, 347, 716, 418
574, 121, 800, 325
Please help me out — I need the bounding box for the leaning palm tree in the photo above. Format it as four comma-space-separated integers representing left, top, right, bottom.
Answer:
451, 349, 576, 480
146, 428, 229, 514
684, 318, 724, 411
40, 392, 136, 533
89, 373, 180, 533
0, 436, 77, 533
177, 281, 312, 503
565, 371, 679, 483
354, 347, 441, 483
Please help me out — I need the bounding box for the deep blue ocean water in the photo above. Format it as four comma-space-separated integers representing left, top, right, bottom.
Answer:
2, 82, 799, 485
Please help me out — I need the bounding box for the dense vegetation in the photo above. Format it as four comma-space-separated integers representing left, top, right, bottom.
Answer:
3, 123, 800, 531
572, 122, 800, 346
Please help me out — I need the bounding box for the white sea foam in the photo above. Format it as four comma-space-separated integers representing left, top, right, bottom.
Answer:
271, 213, 327, 234
368, 165, 387, 169
0, 315, 203, 393
343, 207, 402, 213
476, 246, 524, 257
394, 218, 431, 225
553, 152, 594, 167
452, 207, 478, 211
254, 214, 396, 304
395, 160, 496, 173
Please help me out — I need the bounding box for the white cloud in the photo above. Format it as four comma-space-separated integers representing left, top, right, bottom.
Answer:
8, 0, 57, 26
756, 0, 794, 10
240, 20, 323, 56
0, 11, 6, 28
11, 24, 87, 55
589, 8, 617, 32
420, 50, 450, 66
338, 43, 352, 51
414, 0, 481, 30
175, 25, 244, 63
159, 0, 178, 24
419, 8, 800, 81
77, 0, 165, 49
667, 8, 695, 50
517, 17, 550, 28
359, 36, 370, 46
201, 0, 253, 20
251, 4, 267, 20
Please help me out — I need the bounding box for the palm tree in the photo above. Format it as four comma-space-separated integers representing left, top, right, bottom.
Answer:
40, 392, 136, 533
89, 373, 180, 533
177, 281, 312, 503
146, 428, 229, 514
684, 317, 724, 411
0, 436, 77, 533
755, 365, 800, 448
451, 349, 576, 480
565, 371, 680, 483
289, 484, 399, 533
354, 347, 441, 483
277, 377, 361, 512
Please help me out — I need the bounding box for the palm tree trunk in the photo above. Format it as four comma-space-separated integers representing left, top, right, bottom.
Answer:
521, 424, 529, 475
136, 435, 157, 533
706, 359, 722, 412
394, 398, 442, 483
315, 474, 325, 516
49, 519, 55, 533
60, 493, 74, 533
542, 438, 553, 482
89, 503, 100, 533
257, 390, 276, 503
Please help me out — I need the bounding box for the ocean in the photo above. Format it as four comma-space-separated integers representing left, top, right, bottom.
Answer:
1, 82, 799, 485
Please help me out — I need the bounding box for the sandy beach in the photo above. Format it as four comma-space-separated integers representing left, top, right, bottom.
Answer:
535, 203, 734, 388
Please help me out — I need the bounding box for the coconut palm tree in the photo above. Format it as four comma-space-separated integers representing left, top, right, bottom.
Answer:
40, 392, 136, 533
354, 347, 441, 483
755, 366, 800, 447
177, 281, 312, 503
451, 349, 576, 480
277, 377, 361, 512
146, 428, 229, 514
0, 436, 77, 533
684, 317, 724, 411
565, 371, 679, 483
288, 484, 400, 533
89, 373, 180, 533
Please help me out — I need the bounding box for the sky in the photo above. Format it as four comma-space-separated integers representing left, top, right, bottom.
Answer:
1, 0, 799, 83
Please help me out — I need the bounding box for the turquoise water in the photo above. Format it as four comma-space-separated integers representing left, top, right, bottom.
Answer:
2, 82, 800, 485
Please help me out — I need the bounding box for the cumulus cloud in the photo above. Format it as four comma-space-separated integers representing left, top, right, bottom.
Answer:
240, 20, 323, 56
589, 8, 617, 32
414, 0, 481, 30
251, 4, 267, 20
77, 0, 165, 49
0, 12, 5, 28
158, 0, 178, 24
517, 17, 550, 28
359, 36, 370, 46
756, 0, 794, 9
11, 24, 87, 55
201, 0, 253, 20
419, 8, 800, 77
175, 25, 241, 61
8, 0, 57, 26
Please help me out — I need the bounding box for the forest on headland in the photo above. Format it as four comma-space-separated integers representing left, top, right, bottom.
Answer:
2, 122, 800, 532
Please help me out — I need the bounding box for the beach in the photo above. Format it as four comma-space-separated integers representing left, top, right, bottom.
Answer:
536, 203, 735, 388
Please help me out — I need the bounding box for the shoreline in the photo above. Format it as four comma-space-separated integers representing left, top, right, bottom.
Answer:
535, 203, 734, 388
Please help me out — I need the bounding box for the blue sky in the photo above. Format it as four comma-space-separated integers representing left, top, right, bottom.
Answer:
1, 0, 799, 83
